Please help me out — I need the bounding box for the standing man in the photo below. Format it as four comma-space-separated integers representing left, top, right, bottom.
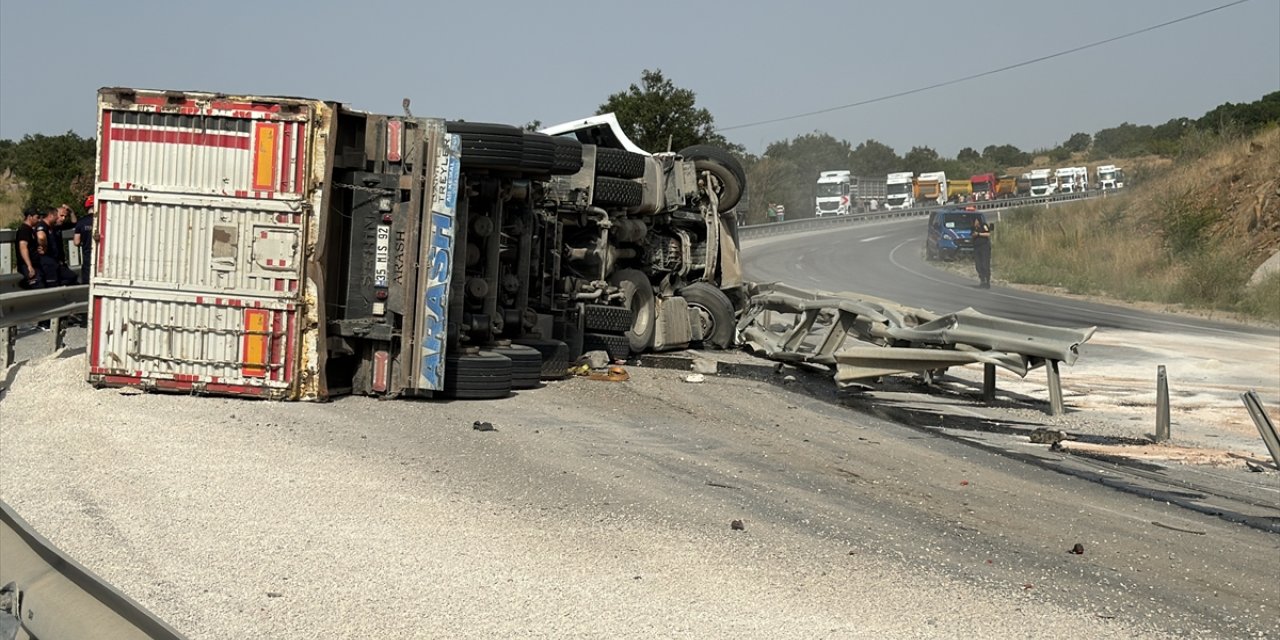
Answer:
74, 196, 95, 284
972, 215, 992, 289
16, 208, 42, 288
35, 207, 78, 286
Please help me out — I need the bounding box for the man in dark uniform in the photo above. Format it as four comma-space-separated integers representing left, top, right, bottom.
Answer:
35, 207, 78, 286
15, 208, 42, 288
972, 215, 992, 289
73, 196, 95, 284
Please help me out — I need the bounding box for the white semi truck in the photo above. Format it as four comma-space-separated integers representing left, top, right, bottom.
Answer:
814, 171, 888, 216
1028, 168, 1056, 196
885, 172, 916, 210
1096, 164, 1124, 190
1055, 166, 1089, 193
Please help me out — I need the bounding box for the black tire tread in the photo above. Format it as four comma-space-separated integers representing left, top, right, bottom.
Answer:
594, 148, 646, 179
593, 176, 643, 208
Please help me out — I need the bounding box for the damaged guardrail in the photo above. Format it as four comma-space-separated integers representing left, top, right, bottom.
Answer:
736, 283, 1096, 415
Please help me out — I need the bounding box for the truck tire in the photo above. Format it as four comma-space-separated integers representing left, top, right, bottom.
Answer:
593, 177, 643, 208
551, 137, 584, 175
490, 344, 542, 389
583, 304, 635, 333
514, 337, 573, 380
521, 132, 556, 175
677, 145, 745, 212
446, 121, 524, 172
608, 268, 655, 354
678, 282, 736, 349
582, 333, 631, 362
442, 350, 512, 400
594, 148, 646, 179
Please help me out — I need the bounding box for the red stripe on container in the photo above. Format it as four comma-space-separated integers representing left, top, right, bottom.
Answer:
89, 297, 103, 368
294, 123, 305, 194
100, 111, 112, 181
110, 127, 250, 150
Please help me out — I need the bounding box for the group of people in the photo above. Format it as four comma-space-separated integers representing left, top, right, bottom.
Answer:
15, 196, 95, 289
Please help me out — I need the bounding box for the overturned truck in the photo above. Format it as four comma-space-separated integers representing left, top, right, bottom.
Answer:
86, 88, 746, 400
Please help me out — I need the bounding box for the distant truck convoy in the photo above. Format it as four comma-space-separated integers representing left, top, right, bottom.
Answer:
814, 170, 888, 216
885, 171, 916, 209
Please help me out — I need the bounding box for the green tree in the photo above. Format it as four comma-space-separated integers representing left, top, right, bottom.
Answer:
956, 147, 980, 163
6, 132, 96, 213
1063, 132, 1091, 153
902, 146, 940, 174
598, 69, 738, 153
849, 139, 900, 175
981, 144, 1031, 168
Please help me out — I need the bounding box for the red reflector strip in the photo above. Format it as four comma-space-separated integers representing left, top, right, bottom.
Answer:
252, 122, 280, 191
387, 120, 403, 162
241, 309, 270, 377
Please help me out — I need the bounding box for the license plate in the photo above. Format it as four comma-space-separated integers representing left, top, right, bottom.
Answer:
374, 224, 391, 287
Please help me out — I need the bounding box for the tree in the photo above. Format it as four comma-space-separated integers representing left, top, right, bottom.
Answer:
598, 69, 737, 153
981, 144, 1031, 169
5, 132, 96, 213
849, 139, 900, 175
1063, 132, 1091, 153
956, 147, 980, 163
902, 146, 940, 174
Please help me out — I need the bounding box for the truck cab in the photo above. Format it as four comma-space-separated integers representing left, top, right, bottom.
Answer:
885, 172, 916, 210
1096, 164, 1123, 190
1028, 169, 1056, 196
815, 170, 854, 216
970, 173, 997, 201
925, 206, 986, 261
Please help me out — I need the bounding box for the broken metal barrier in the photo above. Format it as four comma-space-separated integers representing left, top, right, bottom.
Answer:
735, 282, 1096, 415
1241, 390, 1280, 469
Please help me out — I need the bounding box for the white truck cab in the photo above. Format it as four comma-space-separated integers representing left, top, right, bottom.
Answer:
885, 172, 916, 210
815, 170, 854, 216
1029, 169, 1056, 196
1096, 164, 1123, 190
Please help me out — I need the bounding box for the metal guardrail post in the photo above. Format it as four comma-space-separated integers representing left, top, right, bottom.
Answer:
1046, 360, 1064, 416
982, 363, 996, 402
1241, 390, 1280, 469
0, 326, 13, 370
1155, 365, 1171, 442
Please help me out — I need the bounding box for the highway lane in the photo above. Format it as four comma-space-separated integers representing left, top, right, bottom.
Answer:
744, 216, 1276, 338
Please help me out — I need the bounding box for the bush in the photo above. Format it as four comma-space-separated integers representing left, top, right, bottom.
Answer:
1239, 272, 1280, 322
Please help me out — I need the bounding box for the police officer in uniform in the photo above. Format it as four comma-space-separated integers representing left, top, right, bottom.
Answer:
972, 216, 992, 289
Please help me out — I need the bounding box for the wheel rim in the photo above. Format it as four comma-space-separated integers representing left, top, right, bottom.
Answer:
688, 301, 716, 337
619, 281, 653, 337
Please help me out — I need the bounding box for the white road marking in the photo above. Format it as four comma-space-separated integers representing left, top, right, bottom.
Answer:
860, 235, 887, 243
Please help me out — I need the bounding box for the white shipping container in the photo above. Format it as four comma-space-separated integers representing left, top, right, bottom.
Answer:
89, 89, 332, 399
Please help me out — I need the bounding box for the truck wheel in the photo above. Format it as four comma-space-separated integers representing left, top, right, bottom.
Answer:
521, 132, 556, 175
594, 148, 646, 179
514, 337, 573, 379
679, 282, 735, 349
677, 145, 745, 212
446, 121, 524, 172
442, 350, 512, 400
582, 333, 632, 362
593, 177, 643, 208
490, 344, 542, 389
551, 137, 584, 175
609, 268, 655, 354
583, 303, 635, 333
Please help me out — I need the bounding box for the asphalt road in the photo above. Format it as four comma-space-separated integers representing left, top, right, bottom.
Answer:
744, 217, 1276, 338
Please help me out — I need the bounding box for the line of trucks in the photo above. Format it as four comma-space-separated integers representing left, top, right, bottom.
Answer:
85, 88, 748, 401
816, 165, 1125, 215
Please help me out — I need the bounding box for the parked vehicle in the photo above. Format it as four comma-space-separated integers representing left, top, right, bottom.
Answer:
1096, 164, 1124, 190
924, 206, 987, 261
885, 172, 916, 210
87, 89, 746, 401
995, 174, 1018, 199
970, 173, 997, 201
916, 171, 948, 206
1028, 169, 1056, 196
1055, 166, 1088, 193
1015, 173, 1032, 197
814, 171, 888, 216
947, 178, 973, 203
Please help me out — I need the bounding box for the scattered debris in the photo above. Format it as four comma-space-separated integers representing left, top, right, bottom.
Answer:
578, 350, 611, 370
782, 375, 797, 385
588, 366, 630, 382
691, 357, 718, 375
266, 592, 283, 598
705, 481, 740, 490
1069, 543, 1085, 555
684, 373, 705, 384
730, 519, 745, 531
959, 480, 970, 486
1150, 521, 1207, 536
1030, 428, 1068, 445
472, 421, 497, 432
117, 386, 143, 396
1244, 460, 1266, 473
1022, 583, 1034, 590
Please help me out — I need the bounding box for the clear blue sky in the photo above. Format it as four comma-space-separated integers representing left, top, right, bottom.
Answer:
1, 0, 1277, 157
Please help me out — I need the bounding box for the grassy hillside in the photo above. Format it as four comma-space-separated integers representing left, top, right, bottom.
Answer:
994, 127, 1280, 323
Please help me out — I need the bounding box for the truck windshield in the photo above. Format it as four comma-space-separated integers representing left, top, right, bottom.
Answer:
816, 183, 843, 197
1099, 171, 1114, 180
1031, 177, 1049, 186
972, 182, 991, 192
941, 213, 982, 229
886, 183, 911, 195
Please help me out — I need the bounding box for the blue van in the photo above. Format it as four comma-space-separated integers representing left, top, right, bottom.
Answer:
925, 207, 988, 261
